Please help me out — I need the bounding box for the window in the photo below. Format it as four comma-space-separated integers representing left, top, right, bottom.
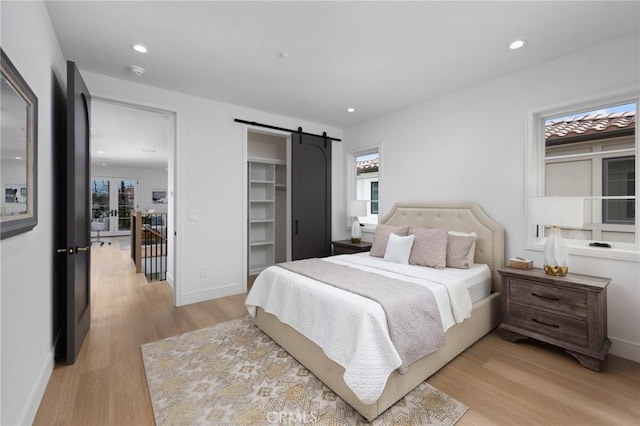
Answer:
527, 90, 639, 260
603, 156, 635, 224
348, 148, 380, 227
370, 181, 379, 214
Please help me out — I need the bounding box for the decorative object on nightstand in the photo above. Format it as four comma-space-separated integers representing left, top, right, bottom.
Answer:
332, 239, 372, 255
346, 200, 367, 243
530, 197, 584, 276
499, 267, 611, 371
508, 256, 533, 270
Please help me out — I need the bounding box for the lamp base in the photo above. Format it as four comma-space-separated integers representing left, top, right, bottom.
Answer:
543, 264, 569, 276
350, 217, 362, 245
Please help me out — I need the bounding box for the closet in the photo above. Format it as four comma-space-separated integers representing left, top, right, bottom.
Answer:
248, 132, 288, 275
246, 128, 332, 276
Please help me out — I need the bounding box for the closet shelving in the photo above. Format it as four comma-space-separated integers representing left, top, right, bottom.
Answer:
248, 161, 283, 274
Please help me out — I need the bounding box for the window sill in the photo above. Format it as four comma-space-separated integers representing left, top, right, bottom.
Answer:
528, 241, 640, 262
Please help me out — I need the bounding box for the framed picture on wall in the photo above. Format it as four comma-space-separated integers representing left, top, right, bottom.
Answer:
5, 184, 27, 203
152, 190, 167, 204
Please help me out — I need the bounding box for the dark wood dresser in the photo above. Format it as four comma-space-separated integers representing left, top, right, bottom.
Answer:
499, 267, 611, 371
332, 239, 372, 255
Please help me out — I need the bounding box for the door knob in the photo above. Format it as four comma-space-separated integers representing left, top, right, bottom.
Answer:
76, 246, 89, 252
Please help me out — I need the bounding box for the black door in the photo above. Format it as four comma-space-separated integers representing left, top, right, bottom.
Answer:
55, 60, 92, 364
291, 132, 332, 260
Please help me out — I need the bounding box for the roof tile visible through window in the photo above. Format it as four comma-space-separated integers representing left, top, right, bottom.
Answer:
356, 158, 379, 174
545, 111, 635, 141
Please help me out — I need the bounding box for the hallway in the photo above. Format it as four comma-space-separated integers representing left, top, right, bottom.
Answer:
34, 238, 247, 425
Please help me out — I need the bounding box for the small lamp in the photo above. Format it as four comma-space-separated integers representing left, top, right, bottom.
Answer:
347, 200, 368, 244
531, 197, 584, 276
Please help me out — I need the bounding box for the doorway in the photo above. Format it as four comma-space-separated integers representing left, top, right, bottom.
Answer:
244, 129, 291, 289
90, 177, 138, 237
90, 98, 176, 295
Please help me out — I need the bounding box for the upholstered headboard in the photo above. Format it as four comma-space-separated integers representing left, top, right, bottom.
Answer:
382, 202, 505, 292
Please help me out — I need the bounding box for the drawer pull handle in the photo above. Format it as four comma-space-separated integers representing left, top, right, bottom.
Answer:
531, 318, 559, 328
531, 292, 559, 302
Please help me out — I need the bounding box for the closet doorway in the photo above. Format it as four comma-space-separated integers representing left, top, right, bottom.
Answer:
246, 130, 290, 283
243, 126, 334, 289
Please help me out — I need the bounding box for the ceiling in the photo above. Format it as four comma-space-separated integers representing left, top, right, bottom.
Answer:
90, 100, 172, 169
43, 1, 639, 167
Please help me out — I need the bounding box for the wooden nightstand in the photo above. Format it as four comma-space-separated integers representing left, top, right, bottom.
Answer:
499, 267, 611, 371
332, 239, 372, 255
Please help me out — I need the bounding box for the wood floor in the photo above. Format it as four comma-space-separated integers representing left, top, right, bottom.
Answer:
35, 239, 639, 425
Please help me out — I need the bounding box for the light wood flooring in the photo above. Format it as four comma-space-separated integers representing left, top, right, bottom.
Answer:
34, 239, 639, 425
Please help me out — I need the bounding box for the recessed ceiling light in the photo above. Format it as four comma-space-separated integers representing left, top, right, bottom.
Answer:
142, 148, 156, 153
347, 107, 355, 113
14, 156, 22, 160
101, 163, 107, 166
132, 44, 148, 53
509, 39, 527, 50
97, 150, 105, 154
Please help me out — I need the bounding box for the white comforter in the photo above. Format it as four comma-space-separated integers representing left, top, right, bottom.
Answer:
245, 253, 476, 404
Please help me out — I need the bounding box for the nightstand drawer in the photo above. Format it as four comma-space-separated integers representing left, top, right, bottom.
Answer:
510, 279, 587, 318
510, 305, 588, 347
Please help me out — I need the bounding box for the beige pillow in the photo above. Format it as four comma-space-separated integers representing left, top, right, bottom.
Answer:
409, 228, 448, 268
370, 224, 410, 257
446, 231, 477, 269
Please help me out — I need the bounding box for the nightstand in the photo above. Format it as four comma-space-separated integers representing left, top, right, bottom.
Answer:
499, 267, 611, 371
332, 239, 372, 255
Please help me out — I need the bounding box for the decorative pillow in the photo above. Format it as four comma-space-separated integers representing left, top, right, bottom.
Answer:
383, 233, 415, 264
446, 231, 477, 269
409, 228, 448, 269
370, 224, 410, 257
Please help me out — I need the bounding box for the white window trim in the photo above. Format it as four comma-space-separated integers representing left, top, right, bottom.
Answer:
525, 85, 640, 262
347, 145, 382, 234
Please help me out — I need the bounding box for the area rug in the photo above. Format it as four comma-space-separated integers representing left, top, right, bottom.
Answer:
141, 316, 468, 425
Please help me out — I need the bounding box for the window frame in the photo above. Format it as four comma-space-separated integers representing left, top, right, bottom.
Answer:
347, 145, 382, 233
525, 86, 639, 262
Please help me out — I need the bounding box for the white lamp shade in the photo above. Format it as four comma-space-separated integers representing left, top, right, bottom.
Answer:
530, 197, 584, 227
347, 200, 368, 218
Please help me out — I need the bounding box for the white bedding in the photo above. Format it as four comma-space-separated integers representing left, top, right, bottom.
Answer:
245, 253, 489, 404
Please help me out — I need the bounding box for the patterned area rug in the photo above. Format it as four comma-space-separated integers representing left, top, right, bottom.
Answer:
141, 317, 468, 425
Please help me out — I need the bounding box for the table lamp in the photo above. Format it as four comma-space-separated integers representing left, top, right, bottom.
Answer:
347, 200, 368, 243
530, 197, 584, 276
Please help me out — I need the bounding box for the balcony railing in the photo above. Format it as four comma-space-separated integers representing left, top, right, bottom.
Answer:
131, 211, 167, 282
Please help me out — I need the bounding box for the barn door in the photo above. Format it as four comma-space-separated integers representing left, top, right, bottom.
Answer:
291, 132, 332, 260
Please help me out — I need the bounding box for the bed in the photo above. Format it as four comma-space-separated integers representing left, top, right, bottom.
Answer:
245, 202, 504, 421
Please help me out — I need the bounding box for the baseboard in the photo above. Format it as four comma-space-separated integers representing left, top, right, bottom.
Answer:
166, 272, 174, 288
178, 282, 244, 306
18, 344, 55, 425
609, 336, 640, 363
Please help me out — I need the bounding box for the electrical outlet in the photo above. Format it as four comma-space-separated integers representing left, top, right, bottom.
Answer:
199, 267, 206, 278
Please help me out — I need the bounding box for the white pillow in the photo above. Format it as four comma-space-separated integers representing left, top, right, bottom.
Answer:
383, 233, 415, 264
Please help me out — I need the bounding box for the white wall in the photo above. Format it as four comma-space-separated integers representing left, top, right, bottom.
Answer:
343, 33, 640, 362
0, 1, 67, 424
82, 71, 343, 306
